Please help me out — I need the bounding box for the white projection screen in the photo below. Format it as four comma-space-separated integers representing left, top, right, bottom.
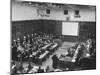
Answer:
62, 22, 79, 36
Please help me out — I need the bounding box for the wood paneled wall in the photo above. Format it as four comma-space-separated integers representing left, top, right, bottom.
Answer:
12, 20, 96, 42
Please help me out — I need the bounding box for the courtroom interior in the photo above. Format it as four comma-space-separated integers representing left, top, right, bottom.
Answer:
11, 0, 96, 74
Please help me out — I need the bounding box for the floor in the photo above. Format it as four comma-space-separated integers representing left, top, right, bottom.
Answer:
41, 42, 76, 71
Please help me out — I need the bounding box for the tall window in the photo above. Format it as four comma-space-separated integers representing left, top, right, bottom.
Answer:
75, 10, 79, 15
46, 9, 50, 14
64, 10, 68, 15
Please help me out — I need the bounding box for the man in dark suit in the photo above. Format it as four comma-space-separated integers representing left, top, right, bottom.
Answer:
12, 46, 18, 61
52, 55, 59, 69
